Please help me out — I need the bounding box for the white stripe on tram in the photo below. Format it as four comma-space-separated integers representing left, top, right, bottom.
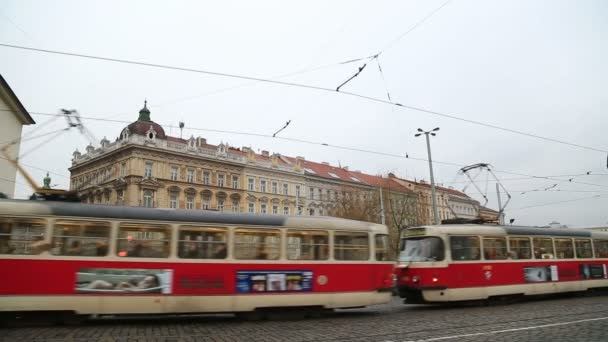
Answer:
397, 316, 608, 342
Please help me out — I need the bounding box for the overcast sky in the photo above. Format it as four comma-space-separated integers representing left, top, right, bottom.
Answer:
1, 0, 607, 227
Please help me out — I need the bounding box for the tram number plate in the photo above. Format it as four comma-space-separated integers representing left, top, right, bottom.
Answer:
405, 228, 427, 237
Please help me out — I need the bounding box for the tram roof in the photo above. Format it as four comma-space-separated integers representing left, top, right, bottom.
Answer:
0, 199, 385, 232
414, 224, 608, 238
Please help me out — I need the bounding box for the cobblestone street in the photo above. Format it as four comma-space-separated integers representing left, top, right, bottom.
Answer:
4, 295, 608, 342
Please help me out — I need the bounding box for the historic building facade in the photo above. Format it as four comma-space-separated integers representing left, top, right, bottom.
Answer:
69, 102, 486, 227
69, 103, 305, 213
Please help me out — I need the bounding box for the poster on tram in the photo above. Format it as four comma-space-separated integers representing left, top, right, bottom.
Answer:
523, 266, 558, 282
236, 270, 313, 293
75, 268, 173, 294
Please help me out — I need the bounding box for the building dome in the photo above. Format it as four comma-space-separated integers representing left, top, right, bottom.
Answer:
123, 101, 166, 139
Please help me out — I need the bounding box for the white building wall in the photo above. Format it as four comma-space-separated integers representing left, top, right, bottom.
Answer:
0, 100, 23, 198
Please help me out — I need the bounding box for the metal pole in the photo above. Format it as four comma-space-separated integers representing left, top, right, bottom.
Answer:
496, 183, 504, 225
425, 133, 440, 225
379, 187, 386, 225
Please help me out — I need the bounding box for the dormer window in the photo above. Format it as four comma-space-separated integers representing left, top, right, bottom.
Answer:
121, 128, 130, 141
146, 125, 157, 141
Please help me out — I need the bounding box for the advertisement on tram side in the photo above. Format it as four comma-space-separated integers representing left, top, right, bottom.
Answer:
523, 265, 558, 282
75, 268, 173, 294
579, 264, 607, 279
236, 270, 313, 293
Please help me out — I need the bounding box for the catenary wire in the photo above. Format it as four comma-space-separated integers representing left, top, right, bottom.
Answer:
5, 108, 607, 192
1, 43, 606, 154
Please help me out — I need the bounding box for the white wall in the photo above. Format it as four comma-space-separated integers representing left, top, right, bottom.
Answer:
0, 100, 23, 198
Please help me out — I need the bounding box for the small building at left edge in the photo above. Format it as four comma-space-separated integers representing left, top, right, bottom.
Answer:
0, 74, 35, 198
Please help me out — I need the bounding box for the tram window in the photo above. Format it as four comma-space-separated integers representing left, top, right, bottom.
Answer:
375, 234, 389, 261
286, 230, 328, 260
0, 218, 46, 255
178, 227, 227, 259
554, 238, 574, 259
334, 232, 369, 261
482, 237, 508, 260
234, 229, 280, 260
508, 237, 531, 259
532, 238, 554, 259
117, 224, 170, 258
52, 220, 110, 256
593, 240, 608, 258
400, 237, 444, 262
450, 236, 480, 261
574, 239, 593, 258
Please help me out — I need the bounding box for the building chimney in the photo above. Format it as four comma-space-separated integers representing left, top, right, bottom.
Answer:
261, 150, 269, 157
388, 172, 396, 178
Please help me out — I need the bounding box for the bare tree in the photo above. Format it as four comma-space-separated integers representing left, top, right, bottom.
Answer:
328, 180, 418, 260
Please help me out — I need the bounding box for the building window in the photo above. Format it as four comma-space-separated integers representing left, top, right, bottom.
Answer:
282, 184, 289, 195
309, 187, 314, 200
187, 169, 194, 183
120, 162, 126, 177
218, 174, 225, 187
144, 162, 153, 178
203, 171, 210, 185
116, 189, 124, 204
272, 205, 278, 215
295, 185, 301, 197
297, 206, 303, 215
202, 198, 210, 210
143, 189, 154, 207
232, 176, 239, 189
170, 166, 178, 181
261, 204, 267, 214
317, 188, 322, 201
232, 200, 239, 212
248, 203, 255, 213
186, 196, 194, 210
272, 182, 278, 194
309, 208, 314, 216
283, 206, 289, 215
260, 180, 267, 193
248, 178, 254, 191
169, 192, 178, 209
217, 199, 224, 212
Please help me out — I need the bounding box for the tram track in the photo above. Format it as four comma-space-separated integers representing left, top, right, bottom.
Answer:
4, 297, 608, 342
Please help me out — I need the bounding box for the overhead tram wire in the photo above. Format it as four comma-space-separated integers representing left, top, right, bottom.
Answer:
5, 108, 608, 194
509, 194, 608, 212
1, 43, 607, 154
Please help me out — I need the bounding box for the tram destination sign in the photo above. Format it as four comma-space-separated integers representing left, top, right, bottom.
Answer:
405, 228, 427, 237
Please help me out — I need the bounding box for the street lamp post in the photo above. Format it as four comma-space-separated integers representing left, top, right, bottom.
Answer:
415, 127, 440, 225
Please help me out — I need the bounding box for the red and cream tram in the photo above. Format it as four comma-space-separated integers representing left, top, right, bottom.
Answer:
396, 223, 608, 304
0, 199, 394, 321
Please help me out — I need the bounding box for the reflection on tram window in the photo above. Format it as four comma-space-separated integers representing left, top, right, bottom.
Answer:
234, 229, 280, 260
178, 227, 227, 259
286, 230, 329, 260
117, 224, 170, 258
334, 232, 369, 261
0, 218, 47, 255
482, 237, 508, 260
375, 234, 389, 261
554, 238, 574, 259
52, 220, 110, 256
575, 239, 593, 258
594, 239, 608, 258
400, 237, 444, 262
449, 236, 479, 261
508, 237, 532, 259
532, 238, 554, 259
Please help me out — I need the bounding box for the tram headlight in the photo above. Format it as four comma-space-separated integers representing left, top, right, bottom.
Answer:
432, 277, 438, 283
412, 275, 420, 284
